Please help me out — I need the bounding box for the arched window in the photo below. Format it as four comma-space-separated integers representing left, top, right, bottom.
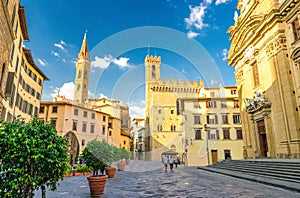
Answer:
152, 65, 156, 78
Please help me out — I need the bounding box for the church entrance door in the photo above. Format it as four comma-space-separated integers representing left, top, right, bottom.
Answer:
257, 120, 268, 157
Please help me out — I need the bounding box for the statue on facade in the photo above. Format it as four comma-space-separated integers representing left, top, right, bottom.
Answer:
245, 91, 271, 112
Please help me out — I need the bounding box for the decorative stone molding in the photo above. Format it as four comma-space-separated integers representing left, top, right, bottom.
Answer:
243, 45, 258, 64
235, 70, 244, 85
266, 36, 287, 58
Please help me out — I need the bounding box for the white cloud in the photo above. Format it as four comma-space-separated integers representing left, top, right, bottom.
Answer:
54, 43, 64, 50
215, 0, 230, 5
91, 55, 131, 69
37, 58, 46, 66
181, 68, 187, 74
98, 93, 108, 99
54, 40, 67, 50
51, 51, 61, 58
210, 79, 218, 85
91, 55, 113, 69
205, 0, 212, 4
187, 31, 199, 38
128, 100, 145, 120
221, 48, 228, 61
113, 57, 130, 68
185, 4, 208, 30
51, 82, 75, 100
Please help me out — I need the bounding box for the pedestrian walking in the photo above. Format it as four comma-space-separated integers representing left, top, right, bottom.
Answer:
174, 156, 179, 168
162, 155, 169, 172
169, 157, 174, 172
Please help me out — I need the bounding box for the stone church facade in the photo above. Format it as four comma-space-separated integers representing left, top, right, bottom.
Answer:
227, 0, 300, 159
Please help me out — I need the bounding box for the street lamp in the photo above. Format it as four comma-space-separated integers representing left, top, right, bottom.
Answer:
204, 124, 210, 165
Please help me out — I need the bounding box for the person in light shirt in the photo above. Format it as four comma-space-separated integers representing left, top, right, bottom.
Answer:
162, 156, 169, 172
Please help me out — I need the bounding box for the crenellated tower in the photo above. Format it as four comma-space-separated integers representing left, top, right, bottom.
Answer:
145, 55, 161, 125
75, 32, 90, 104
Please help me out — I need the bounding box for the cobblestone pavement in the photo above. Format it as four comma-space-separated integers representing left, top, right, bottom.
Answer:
35, 160, 300, 198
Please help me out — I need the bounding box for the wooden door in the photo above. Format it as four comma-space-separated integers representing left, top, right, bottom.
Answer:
211, 150, 218, 164
257, 120, 268, 157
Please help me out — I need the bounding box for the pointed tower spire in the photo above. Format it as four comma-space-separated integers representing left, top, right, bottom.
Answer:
78, 30, 89, 60
75, 31, 91, 105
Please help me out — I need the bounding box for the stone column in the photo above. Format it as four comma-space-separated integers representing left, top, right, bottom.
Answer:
249, 115, 259, 158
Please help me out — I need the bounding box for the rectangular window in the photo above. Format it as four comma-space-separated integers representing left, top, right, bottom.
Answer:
292, 17, 300, 40
194, 115, 201, 124
74, 108, 78, 116
82, 139, 85, 146
90, 124, 95, 133
252, 62, 260, 87
231, 89, 236, 95
194, 100, 200, 108
23, 100, 28, 113
38, 78, 42, 85
102, 126, 106, 135
221, 102, 227, 108
52, 106, 58, 113
234, 100, 240, 108
223, 129, 230, 139
51, 118, 57, 128
103, 116, 106, 122
34, 107, 39, 117
15, 57, 19, 73
171, 109, 174, 114
72, 120, 77, 131
206, 101, 217, 108
233, 114, 241, 124
195, 129, 201, 140
236, 129, 243, 139
28, 104, 33, 115
36, 92, 41, 100
207, 114, 218, 124
222, 114, 229, 124
82, 122, 87, 132
91, 112, 95, 119
83, 111, 88, 118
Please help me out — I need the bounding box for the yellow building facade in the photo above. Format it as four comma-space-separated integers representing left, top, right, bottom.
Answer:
0, 0, 19, 116
86, 98, 131, 150
1, 3, 48, 122
38, 95, 110, 165
227, 0, 300, 158
145, 55, 243, 165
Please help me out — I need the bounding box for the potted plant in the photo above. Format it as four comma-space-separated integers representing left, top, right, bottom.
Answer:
82, 140, 110, 196
105, 145, 120, 178
117, 147, 131, 171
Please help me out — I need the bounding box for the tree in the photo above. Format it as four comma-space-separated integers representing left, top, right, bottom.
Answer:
0, 117, 69, 198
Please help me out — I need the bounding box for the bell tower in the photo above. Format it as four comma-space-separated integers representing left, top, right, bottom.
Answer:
75, 31, 90, 104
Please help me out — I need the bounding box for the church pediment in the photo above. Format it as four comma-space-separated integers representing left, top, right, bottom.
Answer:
229, 14, 264, 62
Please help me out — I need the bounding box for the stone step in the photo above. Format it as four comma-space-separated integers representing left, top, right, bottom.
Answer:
215, 166, 300, 183
198, 166, 300, 192
213, 164, 300, 174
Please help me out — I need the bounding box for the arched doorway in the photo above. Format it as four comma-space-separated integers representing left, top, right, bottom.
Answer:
64, 132, 79, 165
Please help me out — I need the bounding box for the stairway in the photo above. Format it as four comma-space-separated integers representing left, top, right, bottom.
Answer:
197, 159, 300, 192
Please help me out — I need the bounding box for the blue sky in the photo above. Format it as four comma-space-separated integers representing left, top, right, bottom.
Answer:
22, 0, 238, 119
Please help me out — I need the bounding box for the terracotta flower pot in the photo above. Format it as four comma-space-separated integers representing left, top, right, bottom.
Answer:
117, 161, 126, 171
105, 166, 116, 178
87, 175, 108, 195
125, 159, 130, 165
